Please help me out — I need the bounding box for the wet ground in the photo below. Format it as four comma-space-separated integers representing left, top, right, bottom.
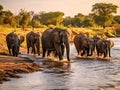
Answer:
0, 38, 120, 90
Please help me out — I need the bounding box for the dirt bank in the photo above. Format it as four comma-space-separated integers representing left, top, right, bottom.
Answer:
0, 55, 42, 84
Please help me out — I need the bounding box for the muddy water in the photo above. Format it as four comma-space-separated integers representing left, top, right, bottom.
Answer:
0, 38, 120, 90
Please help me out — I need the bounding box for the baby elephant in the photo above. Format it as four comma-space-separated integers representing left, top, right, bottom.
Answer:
26, 31, 40, 55
96, 39, 114, 57
6, 32, 24, 56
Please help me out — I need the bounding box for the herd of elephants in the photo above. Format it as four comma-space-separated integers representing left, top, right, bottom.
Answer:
6, 28, 114, 61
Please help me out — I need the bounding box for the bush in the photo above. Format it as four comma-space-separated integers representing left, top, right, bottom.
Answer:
114, 24, 120, 36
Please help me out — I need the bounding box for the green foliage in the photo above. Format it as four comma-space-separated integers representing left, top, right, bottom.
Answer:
39, 11, 64, 26
113, 24, 120, 36
18, 9, 31, 30
63, 13, 85, 27
82, 18, 95, 27
114, 15, 120, 24
92, 2, 118, 28
0, 5, 3, 11
0, 3, 119, 32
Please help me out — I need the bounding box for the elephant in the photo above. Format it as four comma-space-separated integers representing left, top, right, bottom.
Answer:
74, 33, 95, 56
6, 32, 24, 56
26, 31, 40, 55
96, 39, 113, 57
41, 28, 70, 61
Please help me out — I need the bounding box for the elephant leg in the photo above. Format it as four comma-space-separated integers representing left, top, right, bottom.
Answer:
12, 47, 15, 56
85, 48, 89, 56
36, 45, 40, 56
103, 50, 107, 57
103, 52, 106, 57
54, 43, 63, 60
47, 50, 51, 56
27, 47, 30, 54
32, 44, 36, 55
109, 48, 111, 57
34, 47, 36, 55
42, 49, 46, 58
76, 49, 80, 55
61, 45, 64, 56
97, 51, 99, 57
81, 49, 85, 56
54, 50, 58, 57
37, 50, 40, 56
8, 48, 11, 55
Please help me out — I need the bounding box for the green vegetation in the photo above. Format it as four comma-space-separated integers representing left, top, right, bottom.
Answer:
0, 2, 119, 37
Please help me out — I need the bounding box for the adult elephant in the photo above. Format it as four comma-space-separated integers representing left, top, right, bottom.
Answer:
41, 28, 70, 61
96, 39, 114, 57
6, 32, 24, 56
74, 33, 95, 56
26, 31, 40, 55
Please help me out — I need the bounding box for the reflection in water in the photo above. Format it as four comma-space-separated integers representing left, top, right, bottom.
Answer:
0, 38, 120, 90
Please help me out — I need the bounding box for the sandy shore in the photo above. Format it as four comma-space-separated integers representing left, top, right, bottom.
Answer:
0, 55, 42, 84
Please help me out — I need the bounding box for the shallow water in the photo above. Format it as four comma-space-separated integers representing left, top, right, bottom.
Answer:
0, 38, 120, 90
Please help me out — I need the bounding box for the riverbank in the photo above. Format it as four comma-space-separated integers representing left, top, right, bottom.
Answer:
0, 55, 42, 84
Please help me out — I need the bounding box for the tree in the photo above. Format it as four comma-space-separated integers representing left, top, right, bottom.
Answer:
0, 5, 3, 24
63, 13, 86, 27
0, 5, 3, 11
39, 11, 64, 26
73, 13, 85, 27
92, 3, 118, 28
19, 9, 31, 30
114, 15, 120, 24
62, 16, 72, 26
82, 17, 95, 27
31, 14, 41, 28
3, 10, 15, 25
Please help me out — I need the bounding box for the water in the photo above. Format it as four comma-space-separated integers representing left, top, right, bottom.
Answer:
0, 38, 120, 90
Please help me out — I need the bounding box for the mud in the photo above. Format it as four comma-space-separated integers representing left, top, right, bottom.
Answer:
0, 56, 42, 84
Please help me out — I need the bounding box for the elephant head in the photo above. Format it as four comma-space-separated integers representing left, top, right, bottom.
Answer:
59, 29, 70, 60
52, 28, 70, 60
88, 38, 95, 56
104, 39, 114, 57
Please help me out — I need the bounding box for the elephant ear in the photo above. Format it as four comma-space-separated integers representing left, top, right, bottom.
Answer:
19, 36, 24, 45
52, 30, 61, 43
110, 39, 114, 48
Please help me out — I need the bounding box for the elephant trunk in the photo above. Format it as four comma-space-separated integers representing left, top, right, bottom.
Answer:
89, 45, 93, 56
64, 37, 70, 61
36, 41, 40, 55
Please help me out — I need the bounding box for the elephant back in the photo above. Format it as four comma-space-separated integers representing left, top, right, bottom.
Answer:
41, 28, 54, 49
74, 34, 87, 49
26, 31, 40, 44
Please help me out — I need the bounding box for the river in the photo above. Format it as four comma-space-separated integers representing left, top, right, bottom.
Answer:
0, 38, 120, 90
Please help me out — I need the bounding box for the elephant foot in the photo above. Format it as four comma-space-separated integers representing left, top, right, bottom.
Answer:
81, 53, 84, 56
